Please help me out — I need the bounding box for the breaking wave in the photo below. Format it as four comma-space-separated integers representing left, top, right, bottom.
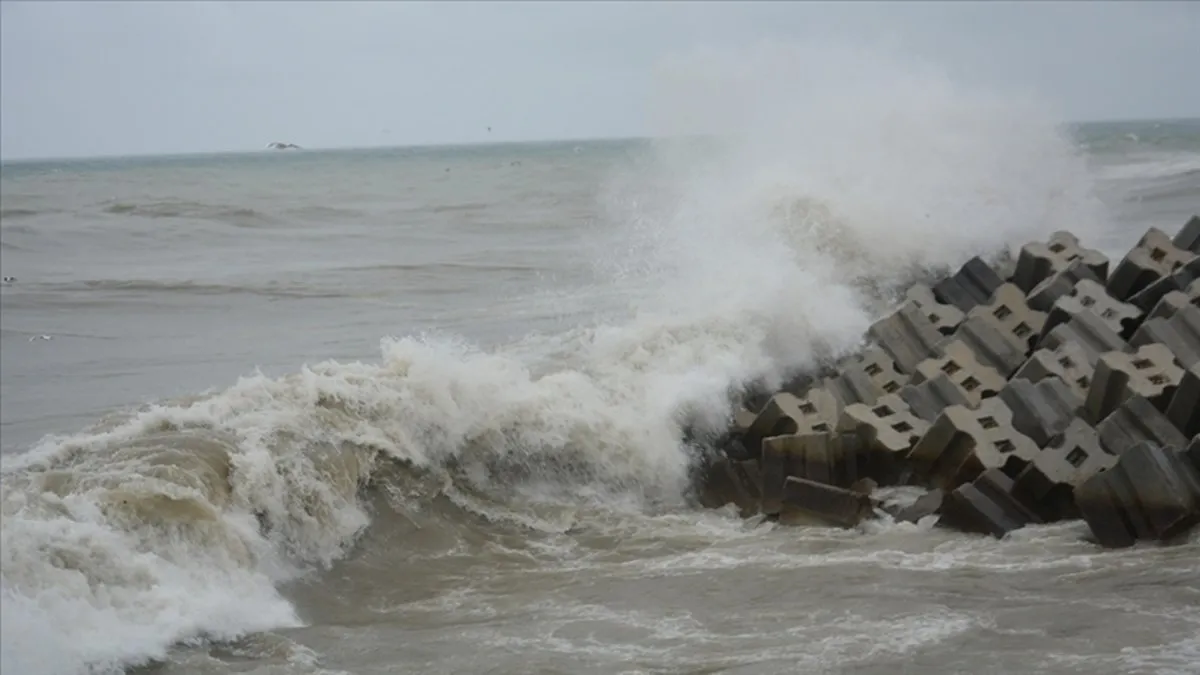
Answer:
0, 41, 1113, 675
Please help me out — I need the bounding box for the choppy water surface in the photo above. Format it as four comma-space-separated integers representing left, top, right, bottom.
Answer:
2, 57, 1199, 675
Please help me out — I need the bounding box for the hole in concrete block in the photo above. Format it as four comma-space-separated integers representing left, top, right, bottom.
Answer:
995, 439, 1015, 453
883, 381, 900, 393
1080, 296, 1096, 307
1049, 242, 1066, 253
864, 363, 883, 376
1066, 447, 1088, 468
1149, 374, 1169, 385
872, 404, 894, 417
800, 401, 817, 414
929, 313, 941, 323
994, 305, 1013, 320
1101, 308, 1117, 319
892, 421, 913, 433
812, 423, 830, 432
1059, 355, 1075, 369
963, 376, 981, 391
1150, 247, 1166, 262
1077, 376, 1090, 389
1132, 358, 1153, 370
1014, 322, 1032, 338
942, 360, 961, 375
980, 416, 999, 429
1066, 253, 1080, 262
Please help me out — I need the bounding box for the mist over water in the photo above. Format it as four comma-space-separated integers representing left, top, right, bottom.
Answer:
2, 44, 1196, 675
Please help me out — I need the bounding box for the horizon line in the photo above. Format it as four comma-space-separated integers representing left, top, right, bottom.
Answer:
3, 115, 1197, 165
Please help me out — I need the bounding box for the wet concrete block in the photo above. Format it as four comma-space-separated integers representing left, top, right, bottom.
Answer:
1187, 436, 1200, 474
745, 389, 841, 455
1013, 230, 1110, 293
1012, 419, 1115, 521
912, 340, 1006, 407
1042, 279, 1143, 342
824, 348, 908, 408
905, 283, 966, 336
1129, 305, 1200, 370
1083, 344, 1184, 425
1128, 257, 1200, 316
759, 432, 869, 514
1038, 309, 1129, 365
1013, 341, 1096, 400
779, 476, 875, 528
953, 314, 1029, 377
908, 398, 1041, 491
1173, 214, 1200, 253
867, 302, 946, 374
1146, 290, 1194, 322
1027, 259, 1105, 313
1096, 395, 1188, 457
899, 372, 973, 423
696, 456, 761, 517
1076, 441, 1200, 547
966, 283, 1048, 353
1166, 364, 1200, 438
937, 468, 1041, 538
894, 489, 945, 524
997, 377, 1082, 448
838, 394, 929, 485
1107, 226, 1198, 302
933, 256, 1005, 313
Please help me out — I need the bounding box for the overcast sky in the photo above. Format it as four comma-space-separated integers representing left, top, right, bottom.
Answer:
1, 1, 1197, 160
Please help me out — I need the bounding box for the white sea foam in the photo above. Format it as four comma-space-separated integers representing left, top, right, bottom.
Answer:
0, 41, 1114, 674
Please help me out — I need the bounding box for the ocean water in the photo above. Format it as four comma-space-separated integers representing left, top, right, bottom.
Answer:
3, 56, 1200, 675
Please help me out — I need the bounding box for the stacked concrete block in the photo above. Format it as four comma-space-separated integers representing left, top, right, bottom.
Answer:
1042, 279, 1143, 341
744, 389, 841, 455
899, 373, 973, 423
1013, 340, 1096, 400
1012, 230, 1110, 294
1027, 259, 1105, 313
1107, 226, 1197, 302
1082, 344, 1184, 425
838, 394, 929, 484
912, 340, 1007, 406
778, 476, 875, 528
937, 468, 1042, 538
1129, 305, 1200, 370
966, 283, 1048, 353
907, 398, 1041, 491
1165, 364, 1200, 439
696, 456, 762, 517
1075, 441, 1200, 547
933, 256, 1006, 313
1095, 395, 1188, 458
1038, 309, 1129, 365
823, 347, 908, 407
1171, 215, 1200, 254
867, 302, 945, 374
905, 283, 965, 336
1011, 419, 1115, 521
894, 489, 946, 524
759, 432, 869, 514
1128, 258, 1200, 315
997, 377, 1082, 448
953, 314, 1030, 377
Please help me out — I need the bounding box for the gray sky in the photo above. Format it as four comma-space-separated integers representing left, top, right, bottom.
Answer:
1, 1, 1197, 160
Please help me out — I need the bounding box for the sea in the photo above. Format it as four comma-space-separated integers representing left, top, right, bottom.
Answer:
2, 105, 1199, 674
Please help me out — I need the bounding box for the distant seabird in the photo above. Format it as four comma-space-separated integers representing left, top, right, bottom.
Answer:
29, 335, 52, 342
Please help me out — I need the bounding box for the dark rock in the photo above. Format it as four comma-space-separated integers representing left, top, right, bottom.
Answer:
1075, 441, 1200, 547
937, 469, 1041, 538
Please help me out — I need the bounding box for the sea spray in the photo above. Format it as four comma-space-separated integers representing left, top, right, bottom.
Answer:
1, 41, 1116, 675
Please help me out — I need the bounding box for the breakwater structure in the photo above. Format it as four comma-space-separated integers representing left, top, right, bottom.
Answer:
696, 215, 1200, 548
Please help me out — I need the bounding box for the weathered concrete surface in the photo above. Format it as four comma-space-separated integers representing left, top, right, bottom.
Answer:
1038, 309, 1130, 366
823, 348, 907, 407
953, 314, 1030, 377
867, 302, 945, 374
1012, 230, 1110, 294
905, 283, 965, 336
696, 457, 762, 517
1096, 395, 1188, 457
937, 468, 1041, 538
1012, 419, 1115, 522
779, 476, 876, 528
838, 394, 929, 485
1083, 343, 1184, 425
997, 377, 1082, 448
966, 283, 1048, 352
1076, 441, 1200, 547
1129, 305, 1200, 370
912, 340, 1007, 406
1165, 364, 1200, 439
1027, 259, 1105, 313
1107, 226, 1198, 302
760, 432, 869, 514
899, 372, 973, 423
1128, 257, 1200, 315
1013, 340, 1096, 400
894, 489, 945, 524
907, 398, 1041, 491
1146, 289, 1195, 322
1173, 214, 1200, 254
933, 256, 1005, 313
1042, 279, 1143, 342
745, 390, 841, 456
